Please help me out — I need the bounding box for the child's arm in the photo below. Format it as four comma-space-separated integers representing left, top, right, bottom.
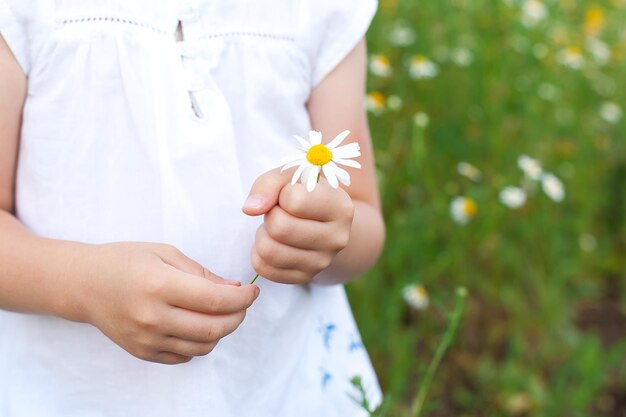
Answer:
243, 39, 385, 285
0, 35, 259, 364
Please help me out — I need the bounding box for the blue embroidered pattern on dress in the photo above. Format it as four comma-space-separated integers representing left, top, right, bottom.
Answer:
319, 367, 333, 389
317, 320, 336, 350
348, 333, 365, 352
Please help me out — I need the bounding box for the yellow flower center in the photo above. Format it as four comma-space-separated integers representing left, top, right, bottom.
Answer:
306, 144, 333, 166
463, 199, 478, 217
374, 55, 390, 66
368, 91, 386, 106
584, 6, 604, 37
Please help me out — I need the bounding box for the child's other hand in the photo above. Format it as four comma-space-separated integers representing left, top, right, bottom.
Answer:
73, 242, 259, 365
242, 169, 354, 284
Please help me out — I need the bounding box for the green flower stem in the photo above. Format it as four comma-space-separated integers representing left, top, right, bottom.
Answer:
411, 287, 468, 417
250, 274, 259, 285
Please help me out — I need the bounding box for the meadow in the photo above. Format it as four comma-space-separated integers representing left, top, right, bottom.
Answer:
347, 0, 626, 415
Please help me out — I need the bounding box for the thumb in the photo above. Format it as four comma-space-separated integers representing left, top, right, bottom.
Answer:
242, 168, 291, 216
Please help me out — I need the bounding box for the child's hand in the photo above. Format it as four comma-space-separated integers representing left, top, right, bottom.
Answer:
72, 242, 259, 365
242, 169, 354, 284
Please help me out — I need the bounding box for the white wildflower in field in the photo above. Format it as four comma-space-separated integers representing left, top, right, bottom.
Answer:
499, 186, 527, 209
556, 46, 584, 70
388, 24, 416, 47
538, 83, 558, 101
409, 55, 438, 79
451, 47, 474, 67
402, 284, 429, 310
387, 95, 403, 111
369, 54, 392, 77
413, 112, 430, 128
586, 38, 611, 66
599, 101, 622, 124
278, 130, 361, 192
450, 196, 478, 225
521, 0, 547, 27
579, 234, 597, 252
541, 173, 565, 202
518, 155, 543, 180
457, 162, 482, 181
366, 91, 385, 114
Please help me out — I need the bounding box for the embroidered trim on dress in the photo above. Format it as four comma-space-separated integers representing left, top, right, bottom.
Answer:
59, 18, 295, 41
59, 16, 168, 35
198, 32, 294, 42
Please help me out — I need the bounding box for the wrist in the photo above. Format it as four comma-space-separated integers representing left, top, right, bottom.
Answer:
43, 239, 99, 323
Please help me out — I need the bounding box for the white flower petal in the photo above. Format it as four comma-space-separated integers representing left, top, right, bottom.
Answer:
278, 154, 305, 167
309, 130, 322, 145
293, 135, 312, 150
301, 165, 316, 186
326, 130, 351, 150
332, 143, 361, 159
333, 158, 361, 169
281, 159, 306, 172
333, 165, 351, 186
322, 163, 339, 188
306, 166, 320, 192
290, 163, 307, 185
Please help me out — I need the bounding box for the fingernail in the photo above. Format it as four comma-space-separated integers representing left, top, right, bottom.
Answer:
253, 286, 260, 299
225, 280, 242, 286
243, 195, 265, 211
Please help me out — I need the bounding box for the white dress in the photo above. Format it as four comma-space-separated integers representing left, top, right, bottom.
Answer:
0, 0, 381, 416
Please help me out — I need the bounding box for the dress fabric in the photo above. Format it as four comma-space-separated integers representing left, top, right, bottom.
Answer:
0, 0, 381, 416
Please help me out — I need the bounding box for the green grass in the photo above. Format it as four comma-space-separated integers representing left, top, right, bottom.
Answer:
347, 1, 626, 415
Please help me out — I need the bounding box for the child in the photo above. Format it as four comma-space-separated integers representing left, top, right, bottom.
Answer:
0, 0, 385, 415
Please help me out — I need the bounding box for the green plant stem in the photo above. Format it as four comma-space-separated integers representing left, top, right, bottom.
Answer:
411, 287, 468, 417
250, 274, 259, 284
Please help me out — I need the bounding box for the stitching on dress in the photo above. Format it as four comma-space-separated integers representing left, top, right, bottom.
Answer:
198, 32, 294, 42
60, 17, 168, 35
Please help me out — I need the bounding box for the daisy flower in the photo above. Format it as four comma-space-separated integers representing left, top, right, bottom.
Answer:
457, 161, 482, 181
388, 24, 416, 47
499, 186, 527, 209
402, 284, 429, 310
279, 130, 361, 192
450, 196, 478, 225
541, 172, 565, 202
409, 55, 438, 79
366, 91, 386, 114
521, 0, 547, 27
599, 101, 622, 124
556, 46, 584, 70
586, 38, 611, 66
518, 155, 543, 180
369, 54, 392, 77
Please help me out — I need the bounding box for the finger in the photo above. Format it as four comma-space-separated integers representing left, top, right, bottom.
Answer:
263, 205, 333, 250
251, 246, 317, 285
166, 271, 259, 314
157, 245, 241, 286
255, 224, 319, 269
163, 307, 246, 343
161, 338, 219, 358
151, 351, 193, 365
278, 180, 354, 222
202, 267, 241, 286
157, 244, 205, 276
242, 168, 291, 216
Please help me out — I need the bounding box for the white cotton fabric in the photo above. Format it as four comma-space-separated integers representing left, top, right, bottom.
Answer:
0, 1, 381, 416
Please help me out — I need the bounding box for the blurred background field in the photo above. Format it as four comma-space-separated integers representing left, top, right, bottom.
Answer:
346, 0, 626, 415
